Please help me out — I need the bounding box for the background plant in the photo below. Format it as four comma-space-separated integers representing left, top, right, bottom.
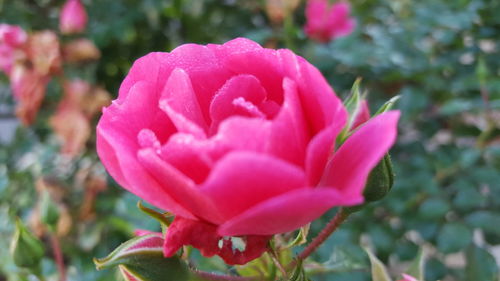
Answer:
0, 0, 498, 280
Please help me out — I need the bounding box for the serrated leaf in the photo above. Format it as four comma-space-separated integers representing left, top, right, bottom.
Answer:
365, 248, 393, 281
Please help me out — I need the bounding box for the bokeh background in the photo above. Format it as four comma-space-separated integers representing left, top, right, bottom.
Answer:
1, 0, 499, 280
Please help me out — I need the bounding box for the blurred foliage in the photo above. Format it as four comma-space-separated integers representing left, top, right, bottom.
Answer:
1, 0, 499, 280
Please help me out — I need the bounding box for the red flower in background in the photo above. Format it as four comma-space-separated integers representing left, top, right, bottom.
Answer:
96, 38, 399, 264
304, 0, 356, 43
60, 0, 88, 34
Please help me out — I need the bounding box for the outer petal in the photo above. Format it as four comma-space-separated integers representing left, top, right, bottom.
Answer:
137, 148, 223, 224
305, 118, 346, 186
201, 151, 306, 221
320, 111, 400, 199
96, 82, 189, 218
118, 52, 169, 100
277, 49, 345, 133
218, 188, 362, 236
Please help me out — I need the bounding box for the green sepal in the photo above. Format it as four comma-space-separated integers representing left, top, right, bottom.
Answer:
137, 201, 172, 235
337, 78, 364, 144
365, 247, 393, 281
286, 259, 312, 281
286, 224, 310, 249
10, 218, 45, 269
405, 249, 425, 281
94, 234, 191, 281
374, 95, 400, 116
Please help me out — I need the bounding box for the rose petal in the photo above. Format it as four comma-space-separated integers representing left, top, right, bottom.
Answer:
305, 118, 346, 186
137, 148, 222, 224
268, 78, 309, 166
218, 188, 362, 236
277, 49, 345, 133
160, 68, 208, 132
201, 151, 306, 221
320, 111, 400, 198
209, 74, 267, 131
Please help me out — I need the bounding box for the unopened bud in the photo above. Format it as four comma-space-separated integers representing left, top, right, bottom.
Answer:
94, 234, 191, 281
363, 153, 394, 202
10, 218, 44, 268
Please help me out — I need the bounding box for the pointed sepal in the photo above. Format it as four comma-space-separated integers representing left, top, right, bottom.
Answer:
94, 234, 190, 281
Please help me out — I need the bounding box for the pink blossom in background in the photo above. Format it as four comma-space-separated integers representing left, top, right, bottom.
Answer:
0, 24, 27, 74
59, 0, 87, 34
304, 0, 356, 43
96, 38, 399, 264
397, 274, 418, 281
10, 65, 50, 125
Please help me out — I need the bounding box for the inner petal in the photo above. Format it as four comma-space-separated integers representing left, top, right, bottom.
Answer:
209, 74, 267, 132
232, 97, 266, 119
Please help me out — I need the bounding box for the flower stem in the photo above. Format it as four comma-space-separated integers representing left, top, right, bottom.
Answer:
192, 269, 257, 281
49, 232, 66, 281
291, 208, 350, 267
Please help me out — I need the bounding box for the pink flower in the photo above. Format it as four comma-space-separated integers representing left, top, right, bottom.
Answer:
398, 274, 418, 281
10, 65, 50, 125
59, 0, 87, 34
0, 24, 27, 74
304, 0, 356, 43
96, 38, 399, 264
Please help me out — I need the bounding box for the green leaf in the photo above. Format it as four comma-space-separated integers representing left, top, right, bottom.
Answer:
436, 223, 472, 254
465, 245, 499, 281
465, 211, 500, 236
10, 218, 45, 269
405, 249, 425, 281
365, 248, 393, 281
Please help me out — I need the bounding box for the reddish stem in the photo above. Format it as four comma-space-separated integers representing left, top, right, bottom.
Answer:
291, 208, 349, 267
49, 233, 66, 281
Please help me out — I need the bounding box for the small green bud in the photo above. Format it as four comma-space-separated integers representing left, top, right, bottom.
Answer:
344, 154, 395, 214
363, 153, 394, 202
10, 218, 45, 269
40, 190, 60, 229
94, 234, 191, 281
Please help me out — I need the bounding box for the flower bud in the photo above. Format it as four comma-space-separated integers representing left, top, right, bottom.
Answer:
94, 234, 191, 281
10, 218, 45, 269
362, 153, 394, 202
60, 0, 87, 34
344, 154, 394, 214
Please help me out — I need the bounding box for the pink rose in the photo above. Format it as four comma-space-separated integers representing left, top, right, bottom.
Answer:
96, 38, 399, 264
304, 0, 356, 43
0, 24, 27, 74
59, 0, 87, 34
